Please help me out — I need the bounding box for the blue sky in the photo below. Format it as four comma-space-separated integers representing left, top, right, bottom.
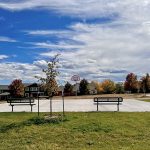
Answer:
0, 0, 150, 84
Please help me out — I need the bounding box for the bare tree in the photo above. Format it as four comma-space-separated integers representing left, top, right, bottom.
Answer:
36, 54, 60, 116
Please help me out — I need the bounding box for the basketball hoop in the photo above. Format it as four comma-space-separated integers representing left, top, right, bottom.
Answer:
71, 75, 80, 82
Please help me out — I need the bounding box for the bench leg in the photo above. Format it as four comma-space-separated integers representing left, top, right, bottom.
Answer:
97, 101, 99, 111
12, 105, 14, 112
117, 104, 119, 111
31, 105, 33, 112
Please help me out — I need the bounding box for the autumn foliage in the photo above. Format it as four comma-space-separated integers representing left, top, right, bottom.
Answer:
100, 79, 116, 94
124, 73, 138, 93
9, 79, 24, 97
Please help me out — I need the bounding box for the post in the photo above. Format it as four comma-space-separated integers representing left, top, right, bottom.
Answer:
38, 93, 40, 116
117, 98, 119, 111
76, 82, 78, 96
97, 98, 99, 111
37, 85, 40, 116
50, 96, 52, 117
62, 89, 65, 116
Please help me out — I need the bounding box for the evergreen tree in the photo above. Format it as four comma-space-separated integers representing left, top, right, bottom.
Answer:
79, 79, 89, 95
64, 82, 73, 94
115, 83, 124, 94
141, 73, 150, 93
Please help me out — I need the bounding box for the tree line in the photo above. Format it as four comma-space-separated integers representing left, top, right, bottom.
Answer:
8, 72, 150, 97
64, 73, 150, 95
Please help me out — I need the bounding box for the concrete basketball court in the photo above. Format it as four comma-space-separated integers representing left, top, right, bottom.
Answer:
0, 99, 150, 112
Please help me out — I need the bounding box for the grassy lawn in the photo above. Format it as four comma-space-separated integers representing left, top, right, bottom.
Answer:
0, 112, 150, 150
137, 99, 150, 102
139, 99, 150, 102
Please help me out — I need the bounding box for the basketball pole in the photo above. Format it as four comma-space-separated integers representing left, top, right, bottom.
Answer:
71, 75, 80, 97
76, 81, 77, 96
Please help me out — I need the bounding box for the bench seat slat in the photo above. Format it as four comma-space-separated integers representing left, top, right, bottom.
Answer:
94, 97, 123, 102
9, 104, 36, 106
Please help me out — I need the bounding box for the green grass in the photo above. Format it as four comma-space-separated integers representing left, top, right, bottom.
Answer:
141, 99, 150, 102
137, 99, 150, 102
0, 112, 150, 150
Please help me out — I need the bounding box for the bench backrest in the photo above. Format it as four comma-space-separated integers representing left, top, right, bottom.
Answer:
7, 98, 35, 104
94, 97, 123, 102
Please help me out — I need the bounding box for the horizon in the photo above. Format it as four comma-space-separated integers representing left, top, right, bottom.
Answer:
0, 0, 150, 84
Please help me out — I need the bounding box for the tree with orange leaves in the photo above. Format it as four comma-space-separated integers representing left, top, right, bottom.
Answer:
9, 79, 24, 97
100, 79, 116, 94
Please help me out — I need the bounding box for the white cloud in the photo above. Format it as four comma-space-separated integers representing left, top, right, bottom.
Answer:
25, 30, 72, 36
0, 55, 9, 60
32, 41, 83, 50
0, 0, 149, 21
0, 62, 44, 82
37, 21, 150, 81
0, 36, 17, 42
0, 0, 150, 82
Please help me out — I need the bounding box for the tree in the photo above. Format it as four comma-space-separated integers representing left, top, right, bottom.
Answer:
115, 83, 124, 94
100, 79, 116, 94
79, 79, 89, 95
140, 73, 150, 93
64, 82, 73, 95
9, 79, 24, 97
36, 54, 59, 116
124, 73, 138, 93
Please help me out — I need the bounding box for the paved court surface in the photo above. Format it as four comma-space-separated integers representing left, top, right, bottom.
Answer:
0, 99, 150, 112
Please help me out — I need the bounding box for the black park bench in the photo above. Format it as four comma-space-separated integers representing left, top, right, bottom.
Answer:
93, 97, 123, 111
7, 98, 36, 112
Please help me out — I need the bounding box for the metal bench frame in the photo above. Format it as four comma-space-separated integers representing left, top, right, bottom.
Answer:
7, 98, 36, 112
93, 97, 123, 111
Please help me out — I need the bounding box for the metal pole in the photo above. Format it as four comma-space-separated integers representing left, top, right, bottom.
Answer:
62, 89, 65, 116
76, 82, 78, 96
37, 85, 40, 116
117, 98, 119, 111
97, 98, 99, 111
50, 96, 52, 117
38, 93, 39, 116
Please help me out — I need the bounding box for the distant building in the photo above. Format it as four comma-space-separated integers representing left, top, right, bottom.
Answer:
0, 85, 10, 100
88, 82, 97, 95
0, 85, 9, 93
24, 83, 45, 98
0, 83, 45, 99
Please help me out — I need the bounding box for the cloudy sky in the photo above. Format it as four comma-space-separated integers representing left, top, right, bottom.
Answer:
0, 0, 150, 84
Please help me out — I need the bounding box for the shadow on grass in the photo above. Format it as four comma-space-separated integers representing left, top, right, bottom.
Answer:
0, 116, 68, 133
